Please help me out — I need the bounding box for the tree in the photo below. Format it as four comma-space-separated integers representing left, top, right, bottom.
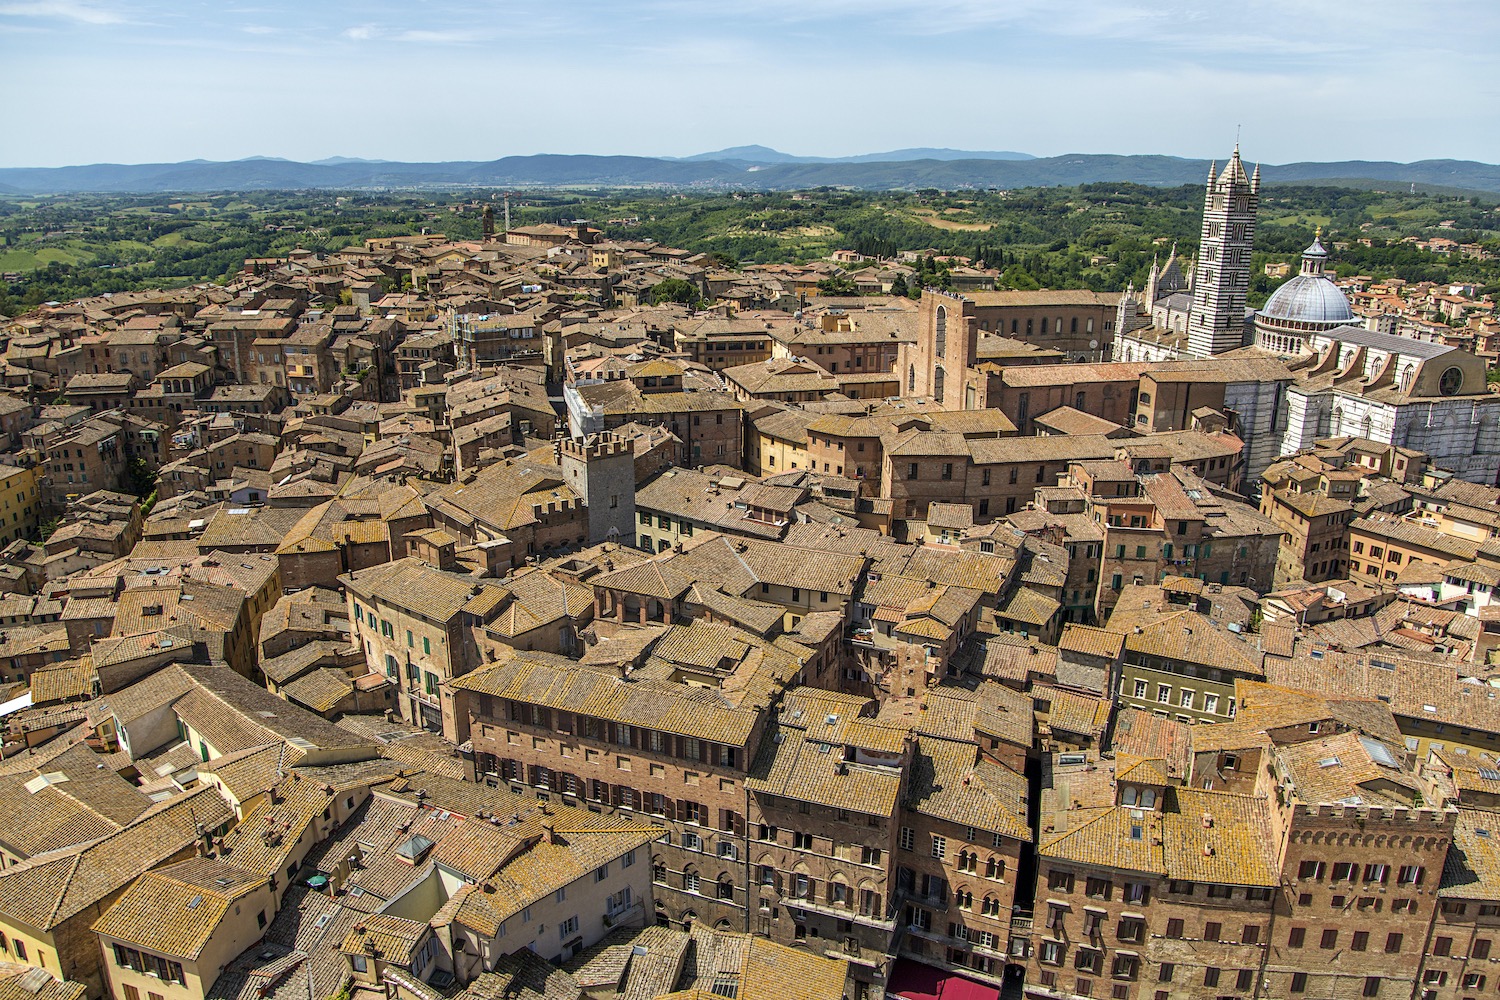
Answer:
817, 275, 857, 296
999, 264, 1041, 291
888, 273, 909, 297
649, 278, 701, 307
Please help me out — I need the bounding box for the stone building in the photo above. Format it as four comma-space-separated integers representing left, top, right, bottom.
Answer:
556, 431, 637, 546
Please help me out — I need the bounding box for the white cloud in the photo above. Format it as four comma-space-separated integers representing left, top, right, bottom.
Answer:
0, 0, 127, 24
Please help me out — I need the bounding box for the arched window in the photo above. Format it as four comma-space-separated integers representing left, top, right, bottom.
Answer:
933, 366, 946, 404
908, 364, 916, 392
934, 305, 947, 359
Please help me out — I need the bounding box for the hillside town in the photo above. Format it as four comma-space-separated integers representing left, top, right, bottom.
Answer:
0, 151, 1499, 1000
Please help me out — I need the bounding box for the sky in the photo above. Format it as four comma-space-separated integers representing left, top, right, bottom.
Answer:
4, 0, 1498, 168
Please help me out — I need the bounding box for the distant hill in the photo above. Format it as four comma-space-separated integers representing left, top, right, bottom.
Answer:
676, 145, 1036, 164
2, 152, 1498, 195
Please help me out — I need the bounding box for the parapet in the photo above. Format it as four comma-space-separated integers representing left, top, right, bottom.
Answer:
1294, 802, 1457, 825
555, 431, 631, 463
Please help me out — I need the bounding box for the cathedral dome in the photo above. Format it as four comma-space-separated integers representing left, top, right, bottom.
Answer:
1260, 274, 1354, 324
1258, 232, 1353, 325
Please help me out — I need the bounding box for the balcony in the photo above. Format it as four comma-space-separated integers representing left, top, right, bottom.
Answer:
784, 895, 896, 931
602, 901, 644, 929
846, 625, 898, 652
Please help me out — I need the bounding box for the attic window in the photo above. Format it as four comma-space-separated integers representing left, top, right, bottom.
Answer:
1317, 757, 1341, 768
1423, 704, 1438, 713
1481, 768, 1500, 782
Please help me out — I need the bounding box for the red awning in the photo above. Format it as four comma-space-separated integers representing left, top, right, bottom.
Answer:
888, 959, 1001, 1000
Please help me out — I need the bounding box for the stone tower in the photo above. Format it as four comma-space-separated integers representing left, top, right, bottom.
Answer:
482, 204, 495, 240
1185, 146, 1260, 358
556, 431, 636, 545
1115, 283, 1149, 340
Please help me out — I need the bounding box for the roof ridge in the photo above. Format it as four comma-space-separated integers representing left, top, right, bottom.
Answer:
44, 853, 84, 927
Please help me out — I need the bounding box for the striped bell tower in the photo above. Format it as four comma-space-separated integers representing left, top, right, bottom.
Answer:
1186, 146, 1260, 358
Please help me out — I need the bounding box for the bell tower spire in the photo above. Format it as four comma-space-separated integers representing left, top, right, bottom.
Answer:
1186, 146, 1260, 358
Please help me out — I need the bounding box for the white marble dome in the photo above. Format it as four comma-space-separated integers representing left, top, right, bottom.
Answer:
1261, 273, 1354, 324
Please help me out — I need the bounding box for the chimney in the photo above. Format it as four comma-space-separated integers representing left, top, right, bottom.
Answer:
541, 816, 558, 845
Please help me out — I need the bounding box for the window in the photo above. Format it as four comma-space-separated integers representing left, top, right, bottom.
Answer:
1288, 927, 1305, 948
1291, 972, 1307, 994
1048, 871, 1075, 892
1165, 918, 1183, 939
1158, 964, 1174, 984
559, 915, 579, 938
1320, 929, 1338, 950
1362, 977, 1381, 998
1085, 877, 1111, 900
1203, 921, 1221, 942
1203, 968, 1220, 988
900, 827, 915, 851
907, 463, 919, 481
931, 835, 947, 860
1351, 931, 1368, 952
1384, 932, 1402, 953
